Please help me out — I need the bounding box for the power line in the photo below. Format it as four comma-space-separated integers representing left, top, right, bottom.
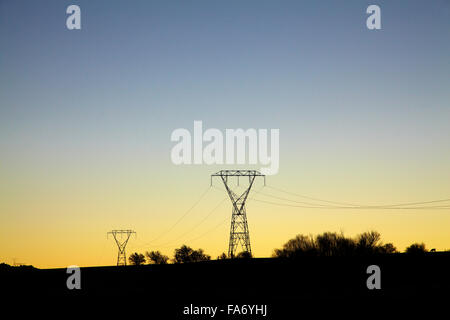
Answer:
265, 185, 450, 209
144, 217, 230, 250
135, 185, 266, 251
135, 186, 212, 247
167, 197, 227, 243
160, 185, 268, 248
186, 217, 229, 243
251, 197, 450, 210
257, 191, 337, 207
135, 197, 228, 249
266, 185, 360, 207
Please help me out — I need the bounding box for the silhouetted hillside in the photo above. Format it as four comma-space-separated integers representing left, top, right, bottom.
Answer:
2, 253, 450, 317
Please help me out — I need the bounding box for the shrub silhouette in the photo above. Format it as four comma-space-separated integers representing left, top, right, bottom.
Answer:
0, 262, 12, 270
316, 232, 357, 256
355, 231, 382, 256
173, 245, 211, 263
378, 243, 398, 254
129, 252, 146, 265
235, 251, 252, 259
217, 253, 228, 260
146, 251, 169, 264
405, 243, 427, 255
273, 231, 396, 258
333, 234, 356, 256
272, 234, 317, 258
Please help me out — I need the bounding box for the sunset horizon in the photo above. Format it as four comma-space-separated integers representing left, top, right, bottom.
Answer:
2, 0, 450, 270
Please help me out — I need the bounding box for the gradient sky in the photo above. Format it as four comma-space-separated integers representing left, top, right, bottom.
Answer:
1, 0, 449, 268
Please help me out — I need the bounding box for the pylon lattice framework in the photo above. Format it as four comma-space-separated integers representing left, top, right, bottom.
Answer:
211, 170, 265, 258
107, 230, 136, 266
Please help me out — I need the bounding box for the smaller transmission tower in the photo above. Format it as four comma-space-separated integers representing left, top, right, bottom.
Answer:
211, 170, 265, 258
107, 230, 136, 266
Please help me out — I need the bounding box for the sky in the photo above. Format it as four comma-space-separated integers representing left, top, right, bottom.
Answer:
0, 0, 449, 268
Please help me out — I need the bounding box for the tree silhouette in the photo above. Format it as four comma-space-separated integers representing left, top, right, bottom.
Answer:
146, 251, 169, 264
129, 252, 146, 265
173, 245, 211, 263
332, 233, 356, 256
217, 252, 227, 260
273, 231, 397, 258
272, 234, 317, 258
316, 232, 356, 256
356, 231, 382, 255
0, 262, 12, 270
378, 243, 397, 254
235, 251, 252, 259
405, 243, 427, 255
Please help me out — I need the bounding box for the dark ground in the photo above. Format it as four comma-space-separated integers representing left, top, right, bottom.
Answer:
2, 253, 449, 317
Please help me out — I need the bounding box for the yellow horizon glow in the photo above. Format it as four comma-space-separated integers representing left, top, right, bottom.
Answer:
1, 159, 450, 269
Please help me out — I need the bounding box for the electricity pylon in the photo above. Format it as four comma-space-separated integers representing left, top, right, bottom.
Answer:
211, 170, 265, 258
107, 230, 136, 266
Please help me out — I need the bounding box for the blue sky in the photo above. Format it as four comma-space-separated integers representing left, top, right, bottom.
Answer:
1, 0, 449, 176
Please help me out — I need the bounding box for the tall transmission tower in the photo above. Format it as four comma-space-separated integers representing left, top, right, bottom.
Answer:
211, 170, 265, 258
107, 230, 136, 266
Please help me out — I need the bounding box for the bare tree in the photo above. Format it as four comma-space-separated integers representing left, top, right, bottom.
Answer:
173, 245, 211, 263
217, 252, 227, 260
273, 230, 396, 258
146, 251, 169, 264
272, 234, 317, 258
379, 243, 397, 254
356, 231, 382, 255
235, 251, 252, 259
129, 252, 146, 265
